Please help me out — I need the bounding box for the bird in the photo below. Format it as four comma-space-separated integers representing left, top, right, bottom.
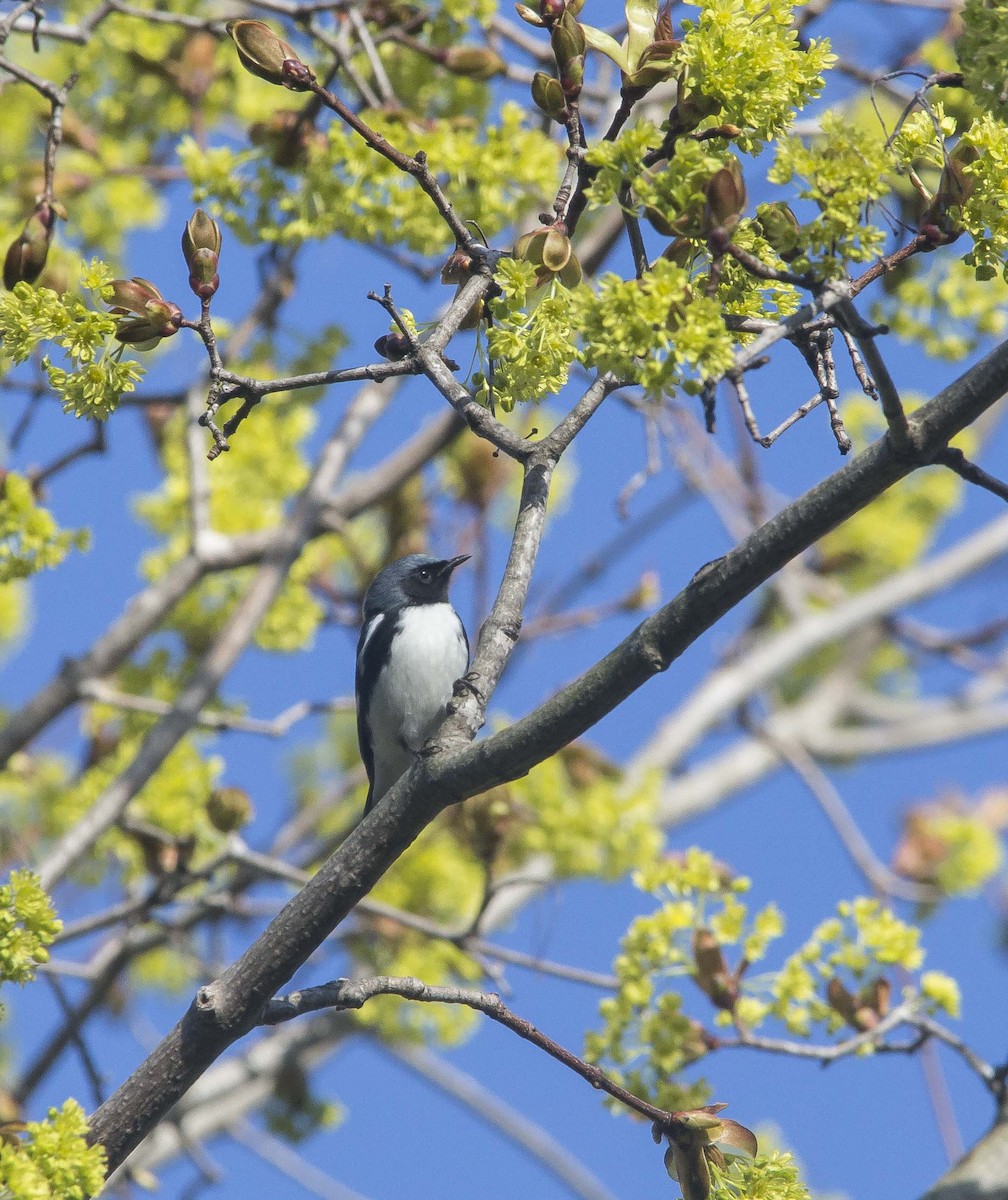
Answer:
355, 553, 470, 813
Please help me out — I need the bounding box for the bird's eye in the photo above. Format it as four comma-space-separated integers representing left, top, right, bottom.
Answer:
418, 568, 431, 582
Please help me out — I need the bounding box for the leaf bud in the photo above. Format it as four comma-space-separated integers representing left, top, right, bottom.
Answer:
531, 71, 568, 120
182, 208, 222, 299
670, 84, 721, 134
226, 19, 315, 90
514, 2, 546, 26
643, 204, 678, 237
515, 224, 582, 287
550, 9, 586, 96
702, 160, 747, 240
175, 32, 218, 102
539, 0, 566, 20
626, 32, 679, 92
206, 785, 254, 833
3, 206, 56, 291
540, 225, 573, 272
107, 276, 165, 314
442, 46, 506, 80
550, 8, 586, 57
755, 201, 800, 258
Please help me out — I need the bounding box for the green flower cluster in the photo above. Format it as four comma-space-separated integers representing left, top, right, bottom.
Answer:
477, 259, 582, 410
953, 114, 1008, 280
0, 474, 88, 584
0, 261, 144, 418
674, 0, 835, 152
0, 871, 60, 989
712, 222, 802, 320
577, 257, 735, 396
767, 898, 958, 1036
0, 1099, 106, 1200
924, 812, 1004, 894
708, 1150, 811, 1200
584, 120, 665, 208
768, 111, 890, 275
589, 851, 961, 1099
182, 101, 559, 256
634, 137, 735, 239
136, 392, 345, 654
509, 750, 663, 880
875, 257, 1008, 360
1, 655, 226, 887
586, 849, 782, 1108
957, 0, 1008, 119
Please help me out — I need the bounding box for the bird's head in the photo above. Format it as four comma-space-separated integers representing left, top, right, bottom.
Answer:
364, 553, 469, 614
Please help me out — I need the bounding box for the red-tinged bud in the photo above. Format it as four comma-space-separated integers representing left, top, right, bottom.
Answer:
113, 302, 183, 349
182, 209, 222, 300
919, 140, 980, 246
702, 160, 747, 240
692, 928, 736, 1010
559, 56, 584, 100
107, 276, 167, 315
3, 206, 56, 291
227, 19, 315, 90
539, 0, 566, 21
827, 975, 880, 1030
188, 255, 219, 300
108, 277, 183, 349
374, 332, 412, 360
440, 247, 474, 285
655, 1, 675, 42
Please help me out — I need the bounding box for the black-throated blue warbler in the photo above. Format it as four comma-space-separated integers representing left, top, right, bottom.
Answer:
355, 553, 470, 813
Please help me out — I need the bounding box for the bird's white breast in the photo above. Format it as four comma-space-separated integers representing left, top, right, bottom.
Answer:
367, 603, 468, 798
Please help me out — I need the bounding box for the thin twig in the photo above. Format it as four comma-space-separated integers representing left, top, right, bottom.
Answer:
261, 975, 684, 1131
744, 718, 944, 904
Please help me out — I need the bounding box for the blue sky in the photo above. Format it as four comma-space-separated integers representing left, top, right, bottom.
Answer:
4, 3, 1008, 1198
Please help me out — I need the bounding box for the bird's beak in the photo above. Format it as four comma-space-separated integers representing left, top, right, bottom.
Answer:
446, 554, 470, 574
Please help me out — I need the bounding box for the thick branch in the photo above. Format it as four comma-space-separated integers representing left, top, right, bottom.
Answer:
88, 336, 1008, 1173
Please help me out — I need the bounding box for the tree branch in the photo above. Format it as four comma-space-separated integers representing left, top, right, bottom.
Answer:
87, 335, 1008, 1174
